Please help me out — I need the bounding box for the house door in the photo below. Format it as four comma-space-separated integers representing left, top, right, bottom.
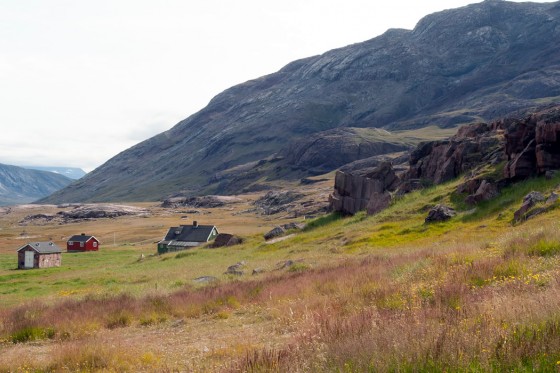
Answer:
24, 251, 34, 268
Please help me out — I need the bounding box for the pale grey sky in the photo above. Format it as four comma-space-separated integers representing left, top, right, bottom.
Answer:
0, 0, 554, 172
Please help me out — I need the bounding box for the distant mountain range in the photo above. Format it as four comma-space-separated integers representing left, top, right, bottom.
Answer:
42, 0, 560, 203
0, 163, 73, 205
23, 166, 86, 180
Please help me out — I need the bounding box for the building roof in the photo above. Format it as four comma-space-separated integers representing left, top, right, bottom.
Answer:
18, 242, 62, 254
161, 223, 218, 243
68, 234, 97, 243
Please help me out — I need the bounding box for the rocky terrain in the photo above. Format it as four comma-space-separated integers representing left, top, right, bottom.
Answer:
42, 1, 560, 203
0, 164, 73, 206
18, 204, 149, 225
330, 105, 560, 215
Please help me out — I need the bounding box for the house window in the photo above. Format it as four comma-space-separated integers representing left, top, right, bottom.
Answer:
68, 241, 73, 245
93, 242, 98, 248
80, 242, 84, 248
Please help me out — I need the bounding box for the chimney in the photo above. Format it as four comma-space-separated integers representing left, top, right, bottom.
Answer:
193, 221, 198, 228
81, 233, 85, 236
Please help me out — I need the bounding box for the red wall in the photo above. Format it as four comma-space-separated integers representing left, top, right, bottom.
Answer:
67, 238, 99, 251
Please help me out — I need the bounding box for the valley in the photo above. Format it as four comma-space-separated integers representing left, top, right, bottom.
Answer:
1, 1, 560, 371
1, 170, 560, 371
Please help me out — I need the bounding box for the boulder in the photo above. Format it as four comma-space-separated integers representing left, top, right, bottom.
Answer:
282, 222, 307, 231
329, 162, 398, 215
546, 170, 557, 180
225, 261, 246, 276
193, 276, 218, 284
264, 226, 286, 241
465, 180, 499, 205
513, 191, 545, 222
425, 205, 456, 223
275, 260, 295, 270
210, 233, 243, 248
523, 191, 546, 204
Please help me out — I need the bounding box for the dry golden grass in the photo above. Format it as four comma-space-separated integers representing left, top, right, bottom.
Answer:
1, 175, 560, 371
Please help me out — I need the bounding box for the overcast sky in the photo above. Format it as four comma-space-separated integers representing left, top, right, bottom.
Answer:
0, 0, 555, 172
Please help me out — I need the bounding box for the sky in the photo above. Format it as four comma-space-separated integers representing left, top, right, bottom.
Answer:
0, 0, 555, 172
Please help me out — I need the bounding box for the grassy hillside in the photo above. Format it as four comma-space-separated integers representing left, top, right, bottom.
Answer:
1, 173, 560, 371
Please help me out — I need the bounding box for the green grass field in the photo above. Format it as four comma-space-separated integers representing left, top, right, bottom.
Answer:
1, 173, 560, 372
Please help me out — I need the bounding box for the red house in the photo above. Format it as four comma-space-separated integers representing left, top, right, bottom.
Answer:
67, 234, 99, 252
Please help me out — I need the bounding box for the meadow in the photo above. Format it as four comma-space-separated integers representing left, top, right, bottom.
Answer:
1, 173, 560, 372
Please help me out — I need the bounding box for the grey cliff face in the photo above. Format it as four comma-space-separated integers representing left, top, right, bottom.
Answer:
43, 1, 560, 203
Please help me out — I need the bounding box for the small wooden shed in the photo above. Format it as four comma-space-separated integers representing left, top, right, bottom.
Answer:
17, 242, 62, 269
67, 233, 99, 252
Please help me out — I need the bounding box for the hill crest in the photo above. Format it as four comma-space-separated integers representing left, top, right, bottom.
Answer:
42, 0, 560, 203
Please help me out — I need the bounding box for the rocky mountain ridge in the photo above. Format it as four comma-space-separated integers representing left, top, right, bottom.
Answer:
0, 164, 73, 206
43, 0, 560, 203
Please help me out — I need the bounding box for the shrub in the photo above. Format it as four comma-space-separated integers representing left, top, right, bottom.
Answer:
11, 326, 55, 343
106, 312, 132, 329
527, 240, 560, 257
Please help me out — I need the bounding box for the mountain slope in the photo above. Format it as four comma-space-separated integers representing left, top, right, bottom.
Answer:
0, 163, 73, 205
23, 166, 86, 180
43, 0, 560, 203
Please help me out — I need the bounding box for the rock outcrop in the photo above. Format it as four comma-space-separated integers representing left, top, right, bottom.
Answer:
329, 162, 399, 215
504, 107, 560, 179
330, 106, 560, 215
253, 191, 304, 215
161, 195, 241, 209
57, 204, 148, 220
407, 123, 505, 184
280, 128, 411, 174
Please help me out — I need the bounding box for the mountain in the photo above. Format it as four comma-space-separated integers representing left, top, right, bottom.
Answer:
0, 163, 73, 205
42, 0, 560, 203
23, 166, 86, 180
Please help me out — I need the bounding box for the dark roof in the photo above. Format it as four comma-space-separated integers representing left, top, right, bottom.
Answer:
68, 234, 97, 243
161, 224, 218, 243
18, 242, 62, 254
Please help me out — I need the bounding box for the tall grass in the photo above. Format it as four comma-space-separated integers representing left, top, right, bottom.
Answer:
1, 174, 560, 371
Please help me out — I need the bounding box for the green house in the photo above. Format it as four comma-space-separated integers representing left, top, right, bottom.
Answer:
157, 221, 218, 254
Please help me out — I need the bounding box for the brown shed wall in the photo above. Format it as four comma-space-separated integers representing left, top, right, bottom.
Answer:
17, 247, 61, 269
